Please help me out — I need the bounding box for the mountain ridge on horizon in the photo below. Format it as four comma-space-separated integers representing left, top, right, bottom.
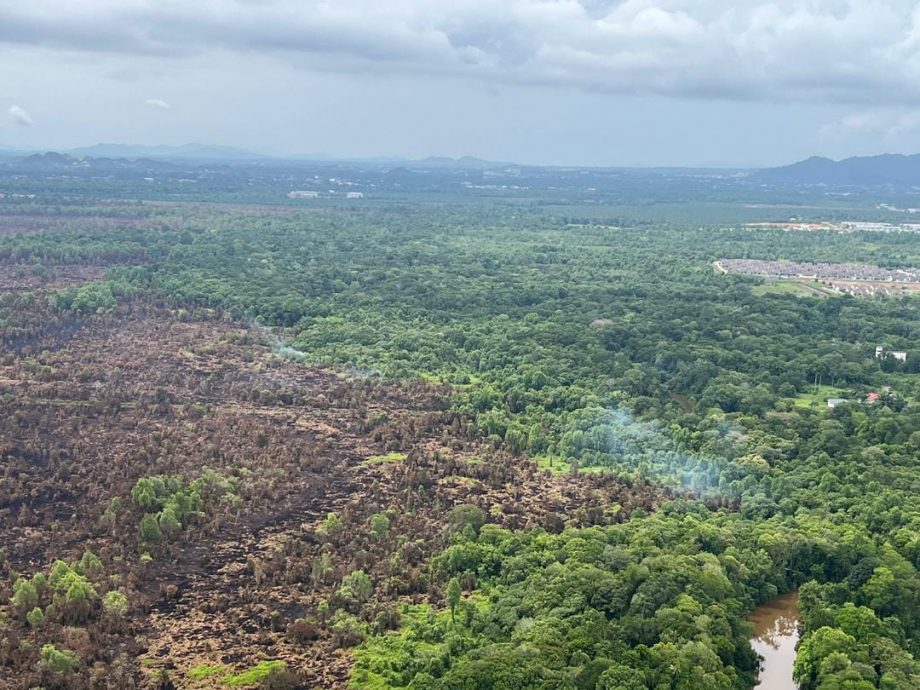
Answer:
753, 152, 920, 186
5, 145, 920, 182
4, 143, 511, 169
68, 142, 269, 161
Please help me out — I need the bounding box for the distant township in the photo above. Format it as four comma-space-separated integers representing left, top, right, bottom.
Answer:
716, 259, 920, 283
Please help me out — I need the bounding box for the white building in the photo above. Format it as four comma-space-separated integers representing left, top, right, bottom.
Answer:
288, 190, 319, 199
346, 192, 364, 199
876, 346, 908, 362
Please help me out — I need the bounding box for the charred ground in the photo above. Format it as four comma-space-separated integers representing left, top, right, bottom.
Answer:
0, 275, 664, 688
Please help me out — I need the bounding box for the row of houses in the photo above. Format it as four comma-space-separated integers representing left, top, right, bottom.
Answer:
719, 258, 920, 283
287, 190, 364, 199
828, 389, 889, 408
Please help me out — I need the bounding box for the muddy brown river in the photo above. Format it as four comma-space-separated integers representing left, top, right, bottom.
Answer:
750, 591, 800, 689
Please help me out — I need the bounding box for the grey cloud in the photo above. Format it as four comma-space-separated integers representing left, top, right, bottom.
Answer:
145, 98, 172, 109
2, 1, 920, 104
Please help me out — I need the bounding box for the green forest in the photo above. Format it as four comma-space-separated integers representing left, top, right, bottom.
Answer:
2, 197, 920, 689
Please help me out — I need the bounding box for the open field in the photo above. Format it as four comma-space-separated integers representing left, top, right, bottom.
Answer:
788, 385, 849, 408
750, 279, 833, 297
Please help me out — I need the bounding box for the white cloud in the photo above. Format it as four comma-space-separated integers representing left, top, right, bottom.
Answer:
8, 104, 32, 125
0, 2, 919, 104
145, 98, 171, 109
820, 108, 920, 140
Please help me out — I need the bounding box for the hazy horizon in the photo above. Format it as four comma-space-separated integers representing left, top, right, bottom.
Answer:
5, 2, 920, 168
8, 140, 920, 172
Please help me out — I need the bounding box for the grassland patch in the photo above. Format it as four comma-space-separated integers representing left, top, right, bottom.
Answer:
362, 452, 408, 466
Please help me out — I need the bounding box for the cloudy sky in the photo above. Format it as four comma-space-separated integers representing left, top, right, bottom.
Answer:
2, 0, 920, 167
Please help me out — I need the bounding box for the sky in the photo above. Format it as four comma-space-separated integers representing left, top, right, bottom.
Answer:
3, 1, 920, 167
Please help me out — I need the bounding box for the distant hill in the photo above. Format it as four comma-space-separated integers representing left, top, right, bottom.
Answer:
16, 152, 77, 169
755, 153, 920, 186
67, 143, 266, 162
53, 146, 503, 168
8, 151, 178, 173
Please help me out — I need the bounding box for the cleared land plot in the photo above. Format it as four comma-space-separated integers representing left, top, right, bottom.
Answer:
751, 280, 833, 297
790, 385, 849, 408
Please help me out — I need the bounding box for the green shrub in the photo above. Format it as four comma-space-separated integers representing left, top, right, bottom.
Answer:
338, 570, 373, 605
102, 590, 129, 618
39, 644, 79, 675
140, 513, 164, 543
224, 660, 288, 687
11, 578, 38, 613
26, 607, 44, 629
187, 663, 227, 680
